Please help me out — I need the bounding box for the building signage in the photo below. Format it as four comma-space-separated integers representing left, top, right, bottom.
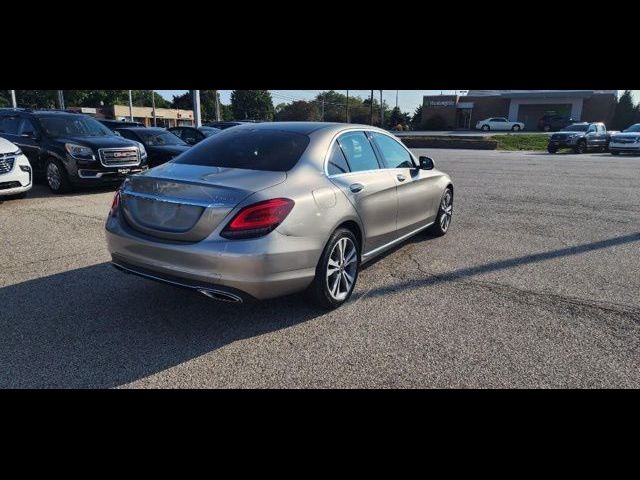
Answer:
429, 100, 455, 107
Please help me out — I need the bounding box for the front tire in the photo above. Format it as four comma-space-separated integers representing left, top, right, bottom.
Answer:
611, 151, 620, 156
547, 146, 558, 154
308, 228, 360, 310
45, 158, 72, 193
574, 141, 587, 154
428, 188, 453, 237
512, 125, 521, 132
481, 125, 490, 131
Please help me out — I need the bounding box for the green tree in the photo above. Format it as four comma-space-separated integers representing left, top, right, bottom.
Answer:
0, 91, 10, 107
230, 90, 274, 121
612, 90, 637, 130
274, 100, 321, 121
389, 106, 403, 127
171, 91, 192, 110
219, 103, 234, 121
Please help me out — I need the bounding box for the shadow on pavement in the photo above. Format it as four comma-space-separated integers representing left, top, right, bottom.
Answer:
0, 263, 326, 388
366, 232, 640, 298
2, 232, 638, 388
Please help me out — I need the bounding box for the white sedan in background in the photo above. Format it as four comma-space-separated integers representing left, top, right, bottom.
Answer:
476, 117, 525, 131
0, 137, 32, 199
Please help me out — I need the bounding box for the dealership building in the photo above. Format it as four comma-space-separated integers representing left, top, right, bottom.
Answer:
69, 105, 195, 128
421, 90, 618, 130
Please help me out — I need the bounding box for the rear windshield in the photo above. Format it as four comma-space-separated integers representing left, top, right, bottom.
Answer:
172, 128, 310, 171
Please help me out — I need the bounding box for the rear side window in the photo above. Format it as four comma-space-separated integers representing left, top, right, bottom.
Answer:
337, 131, 380, 173
327, 142, 350, 175
0, 116, 21, 134
173, 129, 309, 172
19, 118, 37, 135
371, 133, 414, 169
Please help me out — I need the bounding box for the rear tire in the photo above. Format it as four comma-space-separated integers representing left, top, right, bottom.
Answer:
308, 228, 360, 310
481, 125, 490, 131
512, 125, 521, 132
427, 188, 453, 237
611, 151, 620, 156
45, 158, 72, 194
547, 146, 558, 154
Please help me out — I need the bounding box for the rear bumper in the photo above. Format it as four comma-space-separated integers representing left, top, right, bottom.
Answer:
105, 215, 321, 300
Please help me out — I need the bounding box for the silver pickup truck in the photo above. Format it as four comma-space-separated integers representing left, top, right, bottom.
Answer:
547, 122, 619, 154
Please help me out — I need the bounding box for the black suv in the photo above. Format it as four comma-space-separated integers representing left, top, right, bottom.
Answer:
0, 109, 148, 193
537, 114, 575, 132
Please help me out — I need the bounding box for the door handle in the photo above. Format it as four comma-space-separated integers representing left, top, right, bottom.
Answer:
396, 174, 406, 182
349, 183, 365, 193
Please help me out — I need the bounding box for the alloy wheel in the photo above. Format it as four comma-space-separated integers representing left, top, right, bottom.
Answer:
47, 163, 62, 191
439, 190, 453, 232
326, 237, 358, 301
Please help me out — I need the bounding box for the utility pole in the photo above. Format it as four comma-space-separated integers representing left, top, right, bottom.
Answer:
370, 90, 374, 125
379, 90, 383, 128
128, 90, 134, 121
396, 90, 399, 109
214, 90, 221, 121
10, 90, 17, 108
57, 90, 65, 110
321, 92, 325, 121
192, 90, 202, 127
151, 90, 157, 127
345, 90, 349, 123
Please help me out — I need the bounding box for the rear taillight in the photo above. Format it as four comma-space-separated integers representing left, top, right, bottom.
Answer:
109, 190, 121, 218
221, 198, 294, 239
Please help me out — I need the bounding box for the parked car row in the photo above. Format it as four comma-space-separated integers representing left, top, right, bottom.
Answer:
0, 108, 247, 198
546, 121, 640, 155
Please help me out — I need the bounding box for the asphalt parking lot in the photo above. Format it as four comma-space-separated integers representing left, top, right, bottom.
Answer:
1, 149, 639, 388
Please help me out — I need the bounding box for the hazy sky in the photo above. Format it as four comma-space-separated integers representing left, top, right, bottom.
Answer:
157, 90, 639, 113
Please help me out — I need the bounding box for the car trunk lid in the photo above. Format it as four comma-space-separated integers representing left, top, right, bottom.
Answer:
120, 163, 286, 242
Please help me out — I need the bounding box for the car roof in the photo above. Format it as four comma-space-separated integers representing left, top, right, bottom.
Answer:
230, 121, 383, 136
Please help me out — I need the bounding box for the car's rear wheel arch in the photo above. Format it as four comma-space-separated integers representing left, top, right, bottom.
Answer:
336, 220, 363, 257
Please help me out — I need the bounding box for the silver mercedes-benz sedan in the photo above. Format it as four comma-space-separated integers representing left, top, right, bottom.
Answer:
105, 122, 453, 309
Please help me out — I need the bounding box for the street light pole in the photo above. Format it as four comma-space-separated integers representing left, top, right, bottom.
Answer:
370, 90, 374, 125
379, 90, 383, 128
151, 90, 157, 127
10, 90, 16, 108
345, 90, 349, 123
321, 92, 325, 121
214, 90, 221, 122
128, 90, 134, 121
57, 90, 65, 110
192, 90, 201, 127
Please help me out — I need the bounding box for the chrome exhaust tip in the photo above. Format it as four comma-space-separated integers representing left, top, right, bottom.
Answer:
198, 288, 243, 303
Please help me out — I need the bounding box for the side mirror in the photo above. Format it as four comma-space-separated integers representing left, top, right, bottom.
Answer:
419, 156, 435, 170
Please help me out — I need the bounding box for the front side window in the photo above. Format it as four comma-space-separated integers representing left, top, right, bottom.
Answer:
173, 128, 310, 172
371, 133, 414, 169
337, 131, 380, 173
19, 118, 37, 136
0, 116, 21, 135
38, 115, 114, 138
327, 142, 350, 175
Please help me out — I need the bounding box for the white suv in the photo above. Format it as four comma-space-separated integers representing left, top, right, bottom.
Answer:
0, 137, 32, 198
